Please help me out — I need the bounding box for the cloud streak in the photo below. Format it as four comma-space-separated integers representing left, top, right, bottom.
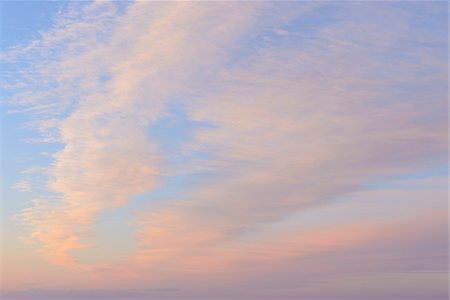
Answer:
2, 1, 447, 299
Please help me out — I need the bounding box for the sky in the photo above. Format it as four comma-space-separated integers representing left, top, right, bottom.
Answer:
0, 1, 448, 300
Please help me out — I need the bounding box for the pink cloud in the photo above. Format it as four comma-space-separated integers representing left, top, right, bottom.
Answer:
3, 2, 447, 299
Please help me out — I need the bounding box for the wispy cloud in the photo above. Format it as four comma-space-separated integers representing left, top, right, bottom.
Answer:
2, 1, 447, 299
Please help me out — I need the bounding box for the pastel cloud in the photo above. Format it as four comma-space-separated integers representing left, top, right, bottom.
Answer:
119, 179, 447, 299
2, 1, 447, 299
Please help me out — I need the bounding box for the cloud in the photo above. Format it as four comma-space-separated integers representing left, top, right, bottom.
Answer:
11, 180, 31, 192
2, 1, 447, 299
5, 0, 278, 268
125, 180, 447, 299
124, 1, 447, 297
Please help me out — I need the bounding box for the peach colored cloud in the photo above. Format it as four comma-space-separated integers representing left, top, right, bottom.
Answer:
7, 0, 281, 268
2, 2, 447, 298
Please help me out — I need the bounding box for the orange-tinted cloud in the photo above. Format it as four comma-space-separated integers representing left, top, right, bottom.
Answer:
2, 2, 447, 299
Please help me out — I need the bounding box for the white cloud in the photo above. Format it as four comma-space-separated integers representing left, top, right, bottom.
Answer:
12, 180, 32, 192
